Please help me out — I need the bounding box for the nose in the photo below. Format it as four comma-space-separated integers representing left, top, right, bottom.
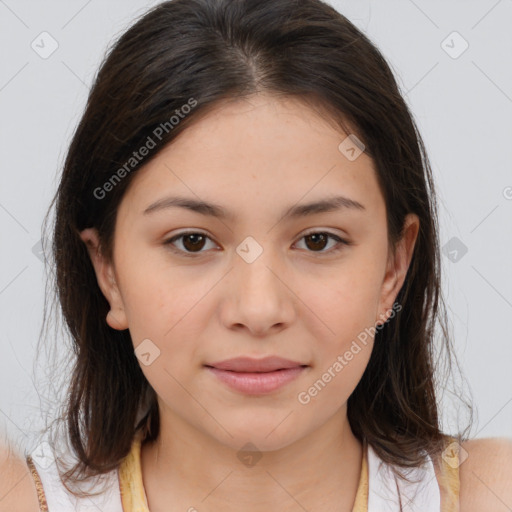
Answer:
219, 247, 296, 337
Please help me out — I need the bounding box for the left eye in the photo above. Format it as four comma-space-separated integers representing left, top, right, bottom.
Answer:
164, 231, 349, 256
294, 231, 349, 253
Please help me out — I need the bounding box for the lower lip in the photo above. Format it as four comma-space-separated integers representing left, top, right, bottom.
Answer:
205, 366, 307, 395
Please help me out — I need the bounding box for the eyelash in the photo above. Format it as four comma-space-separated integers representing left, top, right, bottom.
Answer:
163, 230, 351, 257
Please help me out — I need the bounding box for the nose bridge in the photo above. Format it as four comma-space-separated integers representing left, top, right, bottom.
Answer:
223, 234, 294, 332
234, 234, 282, 295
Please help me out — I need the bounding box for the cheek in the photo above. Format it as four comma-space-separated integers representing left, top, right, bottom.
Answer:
116, 245, 209, 339
290, 253, 384, 405
295, 276, 378, 411
300, 344, 373, 404
121, 268, 212, 403
125, 286, 212, 359
299, 257, 385, 344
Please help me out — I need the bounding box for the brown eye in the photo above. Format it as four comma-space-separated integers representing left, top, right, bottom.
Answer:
164, 230, 350, 258
181, 233, 206, 252
304, 233, 329, 251
295, 231, 349, 254
164, 231, 217, 256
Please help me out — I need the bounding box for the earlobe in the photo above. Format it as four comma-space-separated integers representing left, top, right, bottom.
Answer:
376, 214, 420, 325
106, 310, 128, 331
79, 227, 129, 331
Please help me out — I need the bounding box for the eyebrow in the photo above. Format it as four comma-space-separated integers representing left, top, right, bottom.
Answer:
143, 194, 366, 220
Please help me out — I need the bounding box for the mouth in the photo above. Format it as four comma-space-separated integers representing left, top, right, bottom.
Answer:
205, 356, 308, 373
204, 357, 309, 394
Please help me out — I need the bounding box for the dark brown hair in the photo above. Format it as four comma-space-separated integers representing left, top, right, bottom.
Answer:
36, 0, 472, 499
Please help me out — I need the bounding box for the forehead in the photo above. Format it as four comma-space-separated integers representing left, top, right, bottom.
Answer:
118, 93, 383, 220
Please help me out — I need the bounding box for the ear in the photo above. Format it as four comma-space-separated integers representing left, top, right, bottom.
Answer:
376, 213, 419, 325
79, 227, 129, 331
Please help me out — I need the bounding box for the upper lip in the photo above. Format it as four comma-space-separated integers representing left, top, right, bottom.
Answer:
205, 356, 307, 372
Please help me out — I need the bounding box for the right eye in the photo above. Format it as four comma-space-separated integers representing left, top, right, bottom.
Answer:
163, 231, 219, 257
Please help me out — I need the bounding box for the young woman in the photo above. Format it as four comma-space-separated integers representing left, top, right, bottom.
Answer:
1, 0, 511, 511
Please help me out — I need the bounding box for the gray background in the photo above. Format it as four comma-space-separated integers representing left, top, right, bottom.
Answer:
1, 0, 511, 454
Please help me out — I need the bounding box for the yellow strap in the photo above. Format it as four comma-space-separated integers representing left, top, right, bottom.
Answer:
23, 429, 460, 512
119, 433, 462, 512
120, 432, 370, 512
437, 436, 460, 512
25, 455, 49, 512
351, 441, 369, 512
119, 430, 150, 512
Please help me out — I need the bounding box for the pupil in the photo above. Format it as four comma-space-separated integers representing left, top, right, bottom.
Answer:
306, 233, 327, 251
184, 234, 205, 252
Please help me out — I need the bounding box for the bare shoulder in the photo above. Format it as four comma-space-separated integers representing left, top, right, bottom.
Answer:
0, 440, 40, 512
459, 437, 512, 512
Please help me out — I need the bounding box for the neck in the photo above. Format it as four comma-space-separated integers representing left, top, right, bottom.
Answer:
140, 406, 363, 512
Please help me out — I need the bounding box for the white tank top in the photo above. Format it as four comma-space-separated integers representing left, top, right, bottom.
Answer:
28, 440, 443, 511
367, 444, 441, 511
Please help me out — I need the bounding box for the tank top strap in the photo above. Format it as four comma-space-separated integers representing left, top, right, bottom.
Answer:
121, 432, 371, 512
26, 455, 49, 512
117, 432, 460, 512
26, 442, 123, 511
436, 436, 461, 512
351, 439, 369, 512
118, 429, 150, 512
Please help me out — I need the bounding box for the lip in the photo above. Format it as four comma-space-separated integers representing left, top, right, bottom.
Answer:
204, 356, 308, 395
205, 356, 306, 372
205, 366, 307, 394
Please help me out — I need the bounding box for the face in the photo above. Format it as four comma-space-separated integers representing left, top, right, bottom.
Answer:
81, 93, 418, 452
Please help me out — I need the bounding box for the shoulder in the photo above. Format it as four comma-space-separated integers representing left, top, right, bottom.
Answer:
0, 440, 40, 512
459, 436, 512, 512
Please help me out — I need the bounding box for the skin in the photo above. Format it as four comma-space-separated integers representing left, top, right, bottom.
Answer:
1, 94, 512, 512
79, 93, 420, 512
2, 439, 512, 512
